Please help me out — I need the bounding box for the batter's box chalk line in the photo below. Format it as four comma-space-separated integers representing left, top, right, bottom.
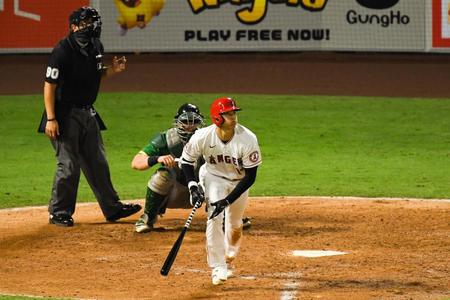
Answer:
292, 250, 348, 257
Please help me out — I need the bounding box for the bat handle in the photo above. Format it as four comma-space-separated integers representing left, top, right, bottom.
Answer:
184, 199, 202, 229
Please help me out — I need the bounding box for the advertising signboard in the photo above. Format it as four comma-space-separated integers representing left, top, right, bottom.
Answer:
432, 0, 450, 47
0, 0, 89, 51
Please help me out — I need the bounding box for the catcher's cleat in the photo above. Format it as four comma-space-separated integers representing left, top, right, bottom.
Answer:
49, 213, 74, 227
242, 217, 252, 230
106, 203, 142, 222
135, 213, 153, 233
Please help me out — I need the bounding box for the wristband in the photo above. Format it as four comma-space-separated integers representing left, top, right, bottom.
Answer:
147, 156, 159, 167
47, 118, 56, 121
188, 181, 198, 190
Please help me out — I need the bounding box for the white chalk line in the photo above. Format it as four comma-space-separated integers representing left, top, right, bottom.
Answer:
281, 282, 300, 300
178, 268, 301, 278
180, 268, 301, 299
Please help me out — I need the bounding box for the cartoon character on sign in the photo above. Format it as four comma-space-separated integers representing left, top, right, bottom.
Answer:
114, 0, 165, 36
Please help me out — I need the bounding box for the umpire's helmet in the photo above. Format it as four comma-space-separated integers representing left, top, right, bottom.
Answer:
173, 103, 204, 143
69, 6, 102, 38
210, 97, 241, 126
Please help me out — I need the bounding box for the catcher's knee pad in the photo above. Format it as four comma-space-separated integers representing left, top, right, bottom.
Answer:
148, 168, 174, 195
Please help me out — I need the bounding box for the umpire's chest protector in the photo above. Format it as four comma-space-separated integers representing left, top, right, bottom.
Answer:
62, 36, 103, 105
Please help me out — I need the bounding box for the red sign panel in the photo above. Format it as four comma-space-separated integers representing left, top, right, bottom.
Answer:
432, 0, 450, 47
0, 0, 89, 48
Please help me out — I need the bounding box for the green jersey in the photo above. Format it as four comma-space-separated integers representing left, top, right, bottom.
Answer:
142, 128, 184, 158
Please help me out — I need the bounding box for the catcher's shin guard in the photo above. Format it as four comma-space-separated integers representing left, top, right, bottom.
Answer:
144, 187, 165, 224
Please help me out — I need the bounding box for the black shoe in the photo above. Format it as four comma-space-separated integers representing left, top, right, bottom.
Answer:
106, 203, 142, 222
242, 217, 252, 230
49, 213, 74, 227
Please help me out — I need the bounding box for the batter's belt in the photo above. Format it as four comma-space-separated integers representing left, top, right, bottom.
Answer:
210, 173, 242, 182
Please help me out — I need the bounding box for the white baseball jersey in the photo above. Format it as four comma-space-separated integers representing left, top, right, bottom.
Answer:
182, 124, 262, 180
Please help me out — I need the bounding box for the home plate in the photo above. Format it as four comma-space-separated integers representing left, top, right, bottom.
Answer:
292, 250, 348, 257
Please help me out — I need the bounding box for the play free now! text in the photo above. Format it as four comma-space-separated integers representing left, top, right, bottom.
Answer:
185, 29, 330, 42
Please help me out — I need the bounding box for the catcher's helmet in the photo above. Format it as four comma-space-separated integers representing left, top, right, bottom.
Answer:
69, 6, 102, 38
210, 97, 241, 126
173, 103, 204, 142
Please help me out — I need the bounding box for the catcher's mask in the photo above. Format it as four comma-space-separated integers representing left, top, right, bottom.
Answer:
173, 103, 204, 143
69, 6, 102, 42
210, 97, 241, 126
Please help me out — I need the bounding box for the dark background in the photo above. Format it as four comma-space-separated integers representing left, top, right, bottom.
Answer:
1, 52, 450, 98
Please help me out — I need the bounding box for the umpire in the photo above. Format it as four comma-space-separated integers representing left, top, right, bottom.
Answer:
38, 6, 141, 227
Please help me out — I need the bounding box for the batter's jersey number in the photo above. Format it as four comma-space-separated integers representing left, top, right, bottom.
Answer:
46, 67, 59, 80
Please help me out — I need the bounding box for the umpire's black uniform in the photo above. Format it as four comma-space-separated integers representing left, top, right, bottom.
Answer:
38, 7, 140, 226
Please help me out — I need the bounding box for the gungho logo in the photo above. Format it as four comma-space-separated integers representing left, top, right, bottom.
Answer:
347, 0, 408, 28
356, 0, 399, 10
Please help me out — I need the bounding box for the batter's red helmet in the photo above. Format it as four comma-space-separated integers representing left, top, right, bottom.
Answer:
210, 97, 241, 126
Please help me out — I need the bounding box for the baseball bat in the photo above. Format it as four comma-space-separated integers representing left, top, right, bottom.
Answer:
160, 198, 202, 276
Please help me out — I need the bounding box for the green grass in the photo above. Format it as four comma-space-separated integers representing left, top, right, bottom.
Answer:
0, 93, 449, 209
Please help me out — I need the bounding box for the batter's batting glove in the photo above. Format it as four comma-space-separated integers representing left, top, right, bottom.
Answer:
209, 199, 230, 220
188, 182, 205, 207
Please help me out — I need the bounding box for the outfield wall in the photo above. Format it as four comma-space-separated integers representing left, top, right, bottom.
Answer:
1, 0, 450, 53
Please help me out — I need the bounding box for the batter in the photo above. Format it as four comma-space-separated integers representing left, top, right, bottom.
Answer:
181, 97, 262, 285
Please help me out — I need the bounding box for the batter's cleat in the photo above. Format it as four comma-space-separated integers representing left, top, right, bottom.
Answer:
226, 266, 235, 278
211, 266, 227, 285
106, 203, 142, 222
242, 217, 252, 230
135, 213, 153, 233
49, 213, 74, 227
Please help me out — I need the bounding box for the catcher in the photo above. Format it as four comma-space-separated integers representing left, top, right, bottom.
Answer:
131, 103, 251, 233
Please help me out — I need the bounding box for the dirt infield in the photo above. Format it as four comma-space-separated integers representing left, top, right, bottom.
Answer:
0, 198, 449, 300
